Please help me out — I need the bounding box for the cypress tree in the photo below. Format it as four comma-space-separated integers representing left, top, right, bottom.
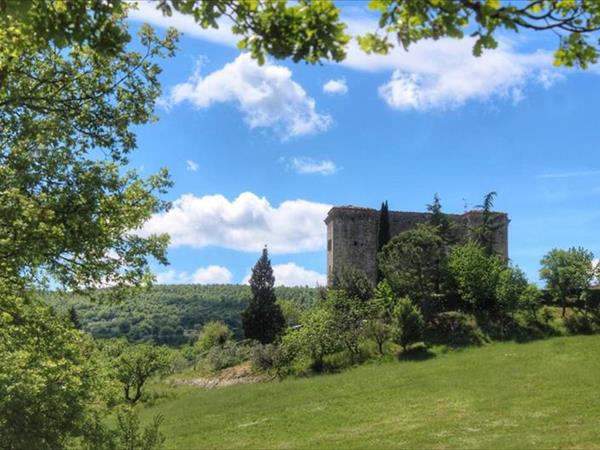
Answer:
378, 201, 391, 251
242, 247, 285, 344
68, 306, 81, 330
377, 201, 391, 282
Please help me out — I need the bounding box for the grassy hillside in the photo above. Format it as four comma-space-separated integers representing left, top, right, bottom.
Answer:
141, 336, 600, 448
47, 284, 319, 345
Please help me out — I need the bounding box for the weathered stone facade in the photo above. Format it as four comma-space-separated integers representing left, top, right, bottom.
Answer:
325, 205, 509, 285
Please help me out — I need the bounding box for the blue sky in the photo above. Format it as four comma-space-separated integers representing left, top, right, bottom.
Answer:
128, 2, 600, 286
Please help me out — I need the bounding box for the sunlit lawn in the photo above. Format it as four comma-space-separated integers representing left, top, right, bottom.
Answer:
141, 335, 600, 449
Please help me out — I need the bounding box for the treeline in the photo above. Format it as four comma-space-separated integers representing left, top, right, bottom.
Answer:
46, 284, 318, 345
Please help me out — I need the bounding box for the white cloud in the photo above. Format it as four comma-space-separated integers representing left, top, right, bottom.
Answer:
323, 78, 348, 95
374, 39, 558, 110
186, 160, 199, 172
141, 192, 331, 254
243, 262, 326, 287
341, 16, 563, 110
162, 53, 331, 139
155, 265, 233, 284
128, 1, 237, 46
130, 4, 562, 111
287, 157, 337, 175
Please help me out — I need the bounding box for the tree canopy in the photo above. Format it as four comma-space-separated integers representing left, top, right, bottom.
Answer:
540, 247, 597, 316
4, 1, 600, 70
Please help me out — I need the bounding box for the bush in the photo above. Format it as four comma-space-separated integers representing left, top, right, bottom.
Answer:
204, 342, 249, 371
447, 242, 504, 310
250, 343, 279, 372
392, 298, 424, 351
194, 321, 233, 354
564, 313, 596, 335
538, 306, 556, 326
519, 284, 544, 321
378, 225, 446, 302
332, 265, 374, 302
496, 266, 528, 316
278, 308, 341, 373
425, 311, 485, 347
113, 406, 165, 450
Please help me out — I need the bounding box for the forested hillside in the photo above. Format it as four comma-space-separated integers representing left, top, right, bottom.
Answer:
46, 285, 319, 345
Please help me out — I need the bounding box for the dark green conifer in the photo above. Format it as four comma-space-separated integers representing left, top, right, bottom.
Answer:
378, 201, 391, 251
427, 193, 455, 244
377, 201, 391, 282
242, 247, 285, 344
68, 306, 81, 330
475, 191, 500, 255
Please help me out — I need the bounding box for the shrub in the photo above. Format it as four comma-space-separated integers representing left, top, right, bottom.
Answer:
332, 265, 374, 302
378, 225, 446, 302
326, 290, 366, 359
519, 284, 544, 321
279, 308, 341, 373
250, 343, 279, 372
114, 406, 165, 450
392, 298, 424, 351
582, 289, 600, 320
194, 321, 233, 354
538, 306, 556, 325
496, 266, 528, 316
564, 313, 596, 335
204, 342, 249, 372
364, 317, 392, 356
448, 242, 504, 310
425, 311, 485, 347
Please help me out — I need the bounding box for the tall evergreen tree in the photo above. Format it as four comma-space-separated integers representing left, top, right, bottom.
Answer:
242, 247, 285, 344
427, 193, 455, 245
377, 201, 391, 282
68, 306, 82, 330
474, 191, 500, 256
378, 201, 391, 251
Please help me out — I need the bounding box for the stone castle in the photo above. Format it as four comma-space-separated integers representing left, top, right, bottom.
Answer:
325, 205, 509, 285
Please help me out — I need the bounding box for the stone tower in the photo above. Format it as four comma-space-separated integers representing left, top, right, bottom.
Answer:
325, 205, 509, 286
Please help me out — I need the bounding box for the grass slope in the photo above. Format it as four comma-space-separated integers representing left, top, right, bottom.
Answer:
142, 336, 600, 449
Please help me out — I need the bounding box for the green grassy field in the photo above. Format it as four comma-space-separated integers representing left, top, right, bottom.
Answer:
141, 336, 600, 449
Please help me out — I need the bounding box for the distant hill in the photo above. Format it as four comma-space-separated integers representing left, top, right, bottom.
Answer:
46, 284, 319, 345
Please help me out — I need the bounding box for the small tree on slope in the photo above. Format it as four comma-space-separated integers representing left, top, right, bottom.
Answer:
243, 247, 285, 344
392, 298, 424, 352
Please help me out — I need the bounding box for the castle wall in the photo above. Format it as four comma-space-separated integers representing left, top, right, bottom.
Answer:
325, 206, 509, 286
326, 208, 379, 284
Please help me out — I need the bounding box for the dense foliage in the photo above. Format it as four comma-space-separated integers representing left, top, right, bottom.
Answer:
0, 19, 177, 295
0, 288, 112, 449
540, 247, 597, 316
47, 284, 319, 345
